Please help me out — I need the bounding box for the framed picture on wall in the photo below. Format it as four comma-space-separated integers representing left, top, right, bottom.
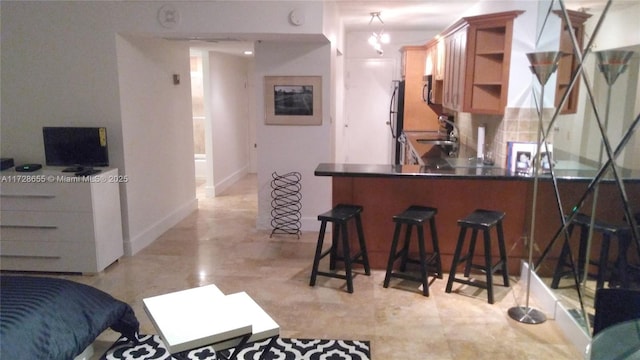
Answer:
264, 76, 322, 125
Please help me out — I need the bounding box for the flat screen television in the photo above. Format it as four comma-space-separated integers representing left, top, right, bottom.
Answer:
43, 127, 109, 168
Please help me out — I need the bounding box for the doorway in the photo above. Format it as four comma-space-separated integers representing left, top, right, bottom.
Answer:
190, 49, 214, 198
342, 58, 396, 164
189, 46, 256, 200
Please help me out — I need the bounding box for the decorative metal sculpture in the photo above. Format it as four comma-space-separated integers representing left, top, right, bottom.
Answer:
270, 171, 302, 238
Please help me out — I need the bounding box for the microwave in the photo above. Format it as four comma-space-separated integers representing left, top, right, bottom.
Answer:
422, 75, 434, 105
422, 74, 443, 105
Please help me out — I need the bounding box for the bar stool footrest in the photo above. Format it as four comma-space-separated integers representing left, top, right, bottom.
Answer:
449, 277, 490, 290
387, 272, 429, 283
315, 271, 349, 281
466, 261, 507, 275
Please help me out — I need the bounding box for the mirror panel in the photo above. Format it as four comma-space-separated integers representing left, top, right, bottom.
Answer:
531, 0, 640, 336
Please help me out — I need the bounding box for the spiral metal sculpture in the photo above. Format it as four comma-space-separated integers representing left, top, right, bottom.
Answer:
270, 171, 302, 238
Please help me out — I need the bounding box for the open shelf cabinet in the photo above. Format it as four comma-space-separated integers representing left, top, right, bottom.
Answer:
553, 10, 592, 114
462, 11, 523, 115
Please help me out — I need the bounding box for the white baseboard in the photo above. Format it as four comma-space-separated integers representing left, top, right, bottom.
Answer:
214, 167, 249, 196
124, 198, 198, 255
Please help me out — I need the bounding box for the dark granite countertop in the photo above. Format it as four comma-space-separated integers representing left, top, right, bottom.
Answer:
315, 162, 640, 182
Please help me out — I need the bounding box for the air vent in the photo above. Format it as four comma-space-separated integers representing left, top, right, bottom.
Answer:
162, 37, 243, 43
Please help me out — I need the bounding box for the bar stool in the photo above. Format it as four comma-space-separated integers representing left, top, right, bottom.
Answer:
383, 205, 442, 296
309, 204, 371, 293
445, 209, 509, 304
551, 213, 632, 290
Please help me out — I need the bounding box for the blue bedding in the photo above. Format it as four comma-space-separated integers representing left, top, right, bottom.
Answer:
0, 275, 139, 360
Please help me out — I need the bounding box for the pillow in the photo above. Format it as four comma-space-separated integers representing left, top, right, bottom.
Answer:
0, 275, 139, 360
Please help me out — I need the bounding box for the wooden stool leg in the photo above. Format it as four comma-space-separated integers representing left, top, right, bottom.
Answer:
446, 227, 467, 293
483, 229, 494, 304
310, 221, 328, 286
597, 234, 611, 289
384, 223, 403, 288
551, 240, 571, 289
355, 213, 371, 275
400, 225, 413, 272
341, 222, 354, 293
497, 220, 509, 287
616, 233, 632, 288
329, 223, 339, 270
577, 225, 589, 282
417, 224, 429, 296
429, 217, 443, 279
551, 221, 575, 289
464, 229, 478, 278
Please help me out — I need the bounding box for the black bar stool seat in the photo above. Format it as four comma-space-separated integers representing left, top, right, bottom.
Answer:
445, 209, 509, 304
309, 204, 371, 293
383, 205, 442, 296
551, 213, 632, 290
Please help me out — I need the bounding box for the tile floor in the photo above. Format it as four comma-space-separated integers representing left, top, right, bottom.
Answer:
54, 174, 582, 359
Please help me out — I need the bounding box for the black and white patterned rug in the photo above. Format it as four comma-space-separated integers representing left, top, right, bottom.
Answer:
100, 334, 371, 360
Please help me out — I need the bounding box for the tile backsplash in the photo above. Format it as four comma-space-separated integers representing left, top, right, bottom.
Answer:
454, 107, 555, 167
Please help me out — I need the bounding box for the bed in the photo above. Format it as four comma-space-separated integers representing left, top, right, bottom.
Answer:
0, 275, 139, 360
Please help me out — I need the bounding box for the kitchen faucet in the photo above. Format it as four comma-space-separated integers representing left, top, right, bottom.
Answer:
438, 115, 458, 141
438, 115, 459, 156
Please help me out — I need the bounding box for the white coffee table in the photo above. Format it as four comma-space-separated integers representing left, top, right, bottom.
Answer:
143, 284, 279, 359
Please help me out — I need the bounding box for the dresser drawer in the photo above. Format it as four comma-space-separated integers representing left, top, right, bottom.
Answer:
1, 181, 93, 212
0, 241, 102, 273
0, 211, 95, 242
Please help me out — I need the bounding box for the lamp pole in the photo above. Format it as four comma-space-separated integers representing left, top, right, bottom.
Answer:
508, 51, 563, 325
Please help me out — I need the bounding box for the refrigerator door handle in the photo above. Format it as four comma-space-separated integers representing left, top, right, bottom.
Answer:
389, 86, 398, 138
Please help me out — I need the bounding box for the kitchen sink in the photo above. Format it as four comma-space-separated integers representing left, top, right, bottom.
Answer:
422, 157, 453, 170
417, 139, 457, 146
422, 157, 498, 170
446, 157, 497, 168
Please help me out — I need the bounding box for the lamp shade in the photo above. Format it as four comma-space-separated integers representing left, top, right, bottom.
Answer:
596, 50, 634, 86
526, 51, 563, 86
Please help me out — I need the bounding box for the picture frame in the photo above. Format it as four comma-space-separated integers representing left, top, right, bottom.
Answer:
264, 76, 322, 125
507, 141, 553, 174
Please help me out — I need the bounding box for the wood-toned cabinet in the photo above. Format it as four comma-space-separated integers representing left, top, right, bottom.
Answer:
554, 10, 591, 114
442, 25, 468, 112
425, 39, 445, 80
425, 39, 445, 105
438, 11, 523, 115
401, 46, 439, 130
462, 11, 523, 114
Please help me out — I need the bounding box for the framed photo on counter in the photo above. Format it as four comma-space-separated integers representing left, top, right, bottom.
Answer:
507, 141, 553, 174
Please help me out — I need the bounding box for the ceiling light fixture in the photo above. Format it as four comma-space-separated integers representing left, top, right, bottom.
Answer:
368, 12, 389, 55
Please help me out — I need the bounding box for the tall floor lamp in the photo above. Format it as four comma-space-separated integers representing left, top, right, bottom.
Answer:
508, 51, 563, 324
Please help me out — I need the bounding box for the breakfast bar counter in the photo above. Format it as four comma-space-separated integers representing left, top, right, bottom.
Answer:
315, 163, 640, 274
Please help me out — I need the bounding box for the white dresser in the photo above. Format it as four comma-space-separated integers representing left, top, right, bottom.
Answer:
0, 167, 124, 273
